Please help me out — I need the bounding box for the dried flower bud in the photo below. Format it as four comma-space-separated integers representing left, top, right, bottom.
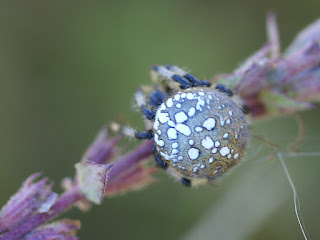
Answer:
76, 162, 112, 204
81, 127, 121, 164
285, 19, 320, 55
76, 127, 155, 204
21, 219, 80, 240
0, 173, 58, 234
215, 15, 320, 119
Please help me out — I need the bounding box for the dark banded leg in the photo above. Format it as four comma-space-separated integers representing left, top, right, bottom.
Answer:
152, 65, 191, 89
155, 153, 167, 169
242, 105, 249, 114
180, 178, 191, 187
166, 65, 211, 87
135, 130, 153, 139
141, 106, 155, 120
215, 84, 233, 97
148, 89, 167, 108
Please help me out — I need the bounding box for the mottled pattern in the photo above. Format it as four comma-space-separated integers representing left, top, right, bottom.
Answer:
153, 88, 249, 181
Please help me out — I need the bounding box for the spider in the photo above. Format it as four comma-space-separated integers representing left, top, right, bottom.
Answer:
132, 65, 249, 187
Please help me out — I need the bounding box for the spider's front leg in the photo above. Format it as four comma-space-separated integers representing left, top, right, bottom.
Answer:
180, 178, 191, 187
165, 65, 211, 87
152, 65, 211, 89
152, 65, 191, 89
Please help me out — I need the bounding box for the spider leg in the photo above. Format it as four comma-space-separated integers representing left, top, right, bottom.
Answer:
134, 89, 155, 120
141, 107, 155, 120
215, 84, 233, 97
180, 177, 191, 187
148, 89, 167, 108
166, 65, 211, 87
135, 130, 153, 140
241, 104, 250, 114
155, 153, 168, 169
152, 65, 191, 89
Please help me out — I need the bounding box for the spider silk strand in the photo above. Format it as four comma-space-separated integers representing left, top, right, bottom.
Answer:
277, 152, 308, 240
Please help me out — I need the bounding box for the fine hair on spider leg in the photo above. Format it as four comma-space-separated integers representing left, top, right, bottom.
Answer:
134, 89, 146, 109
152, 65, 191, 89
152, 65, 212, 89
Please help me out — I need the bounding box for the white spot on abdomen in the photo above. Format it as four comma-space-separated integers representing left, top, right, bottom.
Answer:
188, 107, 196, 117
201, 136, 214, 149
187, 93, 194, 100
172, 142, 178, 148
196, 98, 205, 110
193, 166, 199, 173
168, 120, 176, 127
166, 98, 173, 108
220, 146, 230, 156
167, 128, 177, 140
154, 134, 164, 147
175, 111, 188, 123
153, 120, 159, 130
175, 124, 191, 136
203, 118, 216, 130
172, 149, 179, 154
188, 148, 200, 160
157, 111, 169, 123
195, 126, 203, 132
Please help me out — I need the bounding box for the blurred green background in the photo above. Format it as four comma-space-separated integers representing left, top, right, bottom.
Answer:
1, 1, 320, 239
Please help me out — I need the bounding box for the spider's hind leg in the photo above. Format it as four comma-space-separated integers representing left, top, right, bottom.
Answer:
154, 151, 168, 169
180, 177, 191, 187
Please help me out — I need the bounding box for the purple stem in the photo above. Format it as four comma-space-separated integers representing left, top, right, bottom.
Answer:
107, 140, 153, 180
91, 136, 121, 164
0, 188, 84, 240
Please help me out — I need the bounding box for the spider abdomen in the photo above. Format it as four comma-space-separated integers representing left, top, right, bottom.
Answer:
153, 87, 249, 181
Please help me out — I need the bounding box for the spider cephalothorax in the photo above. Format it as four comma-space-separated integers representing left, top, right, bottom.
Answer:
134, 65, 249, 186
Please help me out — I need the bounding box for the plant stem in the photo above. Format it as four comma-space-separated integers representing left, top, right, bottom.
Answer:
0, 188, 84, 240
